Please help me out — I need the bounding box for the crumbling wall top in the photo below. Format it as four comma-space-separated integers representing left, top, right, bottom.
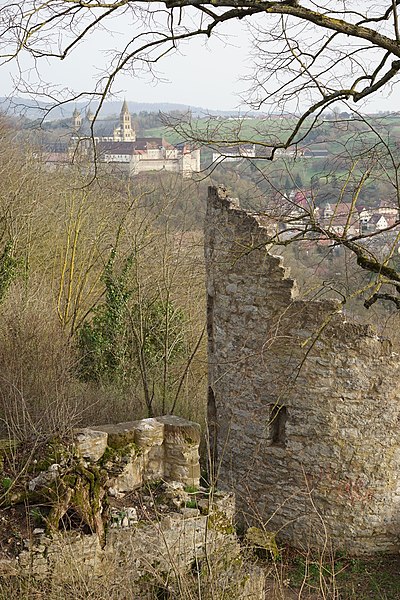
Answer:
205, 185, 400, 555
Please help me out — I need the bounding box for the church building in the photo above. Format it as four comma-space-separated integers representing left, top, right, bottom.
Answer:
70, 101, 200, 177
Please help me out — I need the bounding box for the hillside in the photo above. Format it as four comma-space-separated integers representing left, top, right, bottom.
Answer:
0, 97, 249, 120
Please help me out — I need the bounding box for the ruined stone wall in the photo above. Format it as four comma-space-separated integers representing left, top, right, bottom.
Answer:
15, 492, 260, 597
0, 414, 265, 598
75, 415, 201, 492
205, 186, 400, 554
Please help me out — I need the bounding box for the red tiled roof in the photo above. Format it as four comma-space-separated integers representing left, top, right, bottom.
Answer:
97, 142, 136, 155
97, 137, 170, 156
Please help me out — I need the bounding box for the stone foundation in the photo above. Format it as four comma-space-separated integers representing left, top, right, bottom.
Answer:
5, 490, 264, 599
76, 414, 201, 492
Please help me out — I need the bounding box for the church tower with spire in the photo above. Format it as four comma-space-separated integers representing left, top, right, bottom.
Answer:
72, 107, 81, 131
113, 100, 136, 142
88, 98, 200, 176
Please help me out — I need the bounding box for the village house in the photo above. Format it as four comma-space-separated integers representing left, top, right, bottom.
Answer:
321, 202, 360, 236
212, 144, 256, 163
359, 201, 399, 233
368, 214, 390, 231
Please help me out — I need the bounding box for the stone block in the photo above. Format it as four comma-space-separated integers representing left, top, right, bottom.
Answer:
142, 444, 164, 481
158, 416, 201, 486
74, 428, 108, 462
180, 507, 200, 519
212, 491, 235, 522
94, 421, 139, 449
165, 462, 200, 487
49, 533, 104, 582
111, 452, 143, 492
156, 415, 201, 446
163, 444, 199, 466
134, 418, 164, 448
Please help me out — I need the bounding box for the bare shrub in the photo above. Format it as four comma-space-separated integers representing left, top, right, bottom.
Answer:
76, 381, 144, 427
0, 284, 81, 442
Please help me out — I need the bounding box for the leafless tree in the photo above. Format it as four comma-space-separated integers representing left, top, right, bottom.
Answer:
2, 1, 400, 307
2, 3, 399, 116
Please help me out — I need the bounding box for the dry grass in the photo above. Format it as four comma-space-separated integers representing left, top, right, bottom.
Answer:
1, 544, 400, 599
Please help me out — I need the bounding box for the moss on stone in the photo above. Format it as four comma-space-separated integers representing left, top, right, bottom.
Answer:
28, 438, 72, 474
101, 442, 140, 465
207, 509, 235, 535
245, 526, 280, 559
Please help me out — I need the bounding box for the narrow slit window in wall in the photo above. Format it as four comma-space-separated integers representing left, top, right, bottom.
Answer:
207, 294, 215, 353
207, 386, 218, 478
269, 404, 287, 446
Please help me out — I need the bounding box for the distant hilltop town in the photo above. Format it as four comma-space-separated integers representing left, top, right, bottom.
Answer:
44, 100, 201, 178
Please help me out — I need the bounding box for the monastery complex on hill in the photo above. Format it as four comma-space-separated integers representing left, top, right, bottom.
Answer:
47, 101, 201, 177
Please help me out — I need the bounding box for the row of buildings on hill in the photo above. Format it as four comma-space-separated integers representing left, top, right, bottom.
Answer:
211, 143, 329, 163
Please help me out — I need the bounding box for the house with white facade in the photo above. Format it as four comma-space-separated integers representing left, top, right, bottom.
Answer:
212, 144, 255, 163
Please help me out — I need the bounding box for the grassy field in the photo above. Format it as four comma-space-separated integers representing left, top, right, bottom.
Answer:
144, 113, 400, 146
144, 113, 400, 194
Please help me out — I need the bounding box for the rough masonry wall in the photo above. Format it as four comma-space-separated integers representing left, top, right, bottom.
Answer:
13, 492, 266, 600
205, 186, 400, 554
76, 415, 201, 491
0, 415, 265, 599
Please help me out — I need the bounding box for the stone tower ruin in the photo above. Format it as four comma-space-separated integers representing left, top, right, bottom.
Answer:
205, 186, 400, 554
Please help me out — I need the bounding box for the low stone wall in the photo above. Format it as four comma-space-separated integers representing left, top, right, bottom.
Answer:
17, 492, 235, 581
75, 415, 201, 492
5, 489, 264, 599
0, 415, 265, 599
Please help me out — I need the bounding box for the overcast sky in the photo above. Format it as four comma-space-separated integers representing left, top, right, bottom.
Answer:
4, 17, 252, 112
3, 8, 400, 114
